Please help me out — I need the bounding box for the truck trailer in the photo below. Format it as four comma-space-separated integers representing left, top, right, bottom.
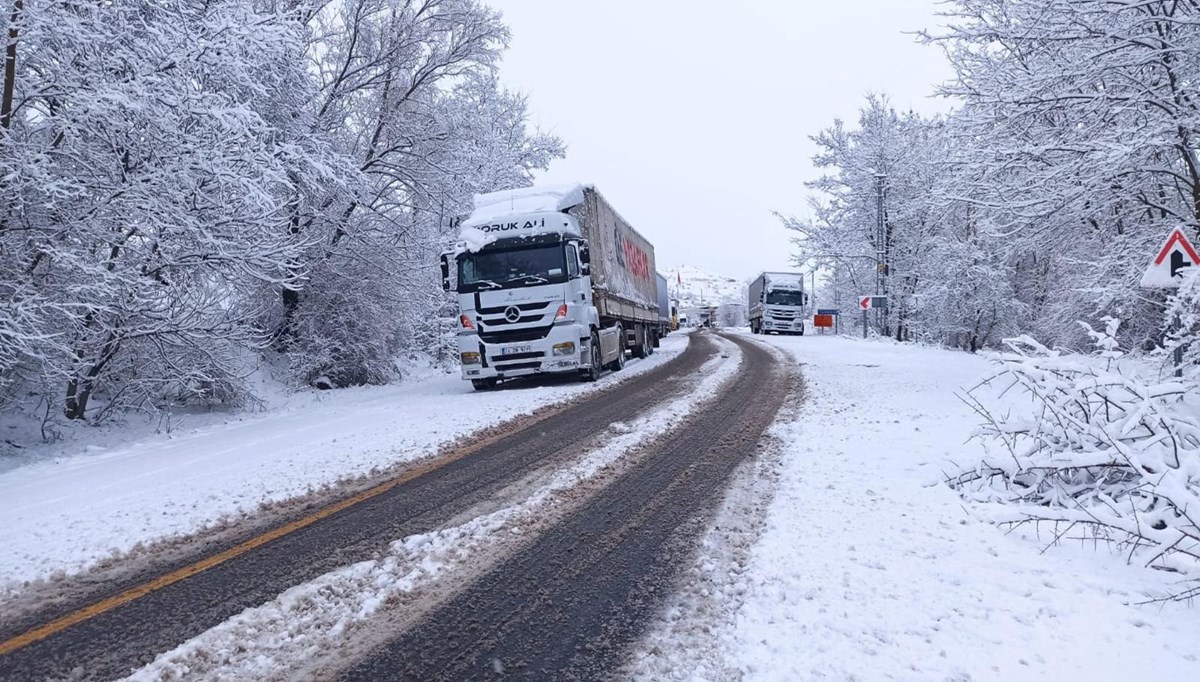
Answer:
441, 184, 660, 390
748, 271, 808, 335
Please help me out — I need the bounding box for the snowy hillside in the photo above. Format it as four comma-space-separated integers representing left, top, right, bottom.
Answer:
661, 265, 748, 308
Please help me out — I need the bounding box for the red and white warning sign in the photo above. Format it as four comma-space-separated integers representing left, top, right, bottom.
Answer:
1141, 228, 1200, 288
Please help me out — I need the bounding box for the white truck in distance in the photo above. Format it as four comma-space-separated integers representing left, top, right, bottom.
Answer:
748, 271, 808, 335
441, 184, 662, 390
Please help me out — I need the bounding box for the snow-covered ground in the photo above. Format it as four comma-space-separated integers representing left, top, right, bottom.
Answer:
0, 334, 690, 591
631, 332, 1200, 681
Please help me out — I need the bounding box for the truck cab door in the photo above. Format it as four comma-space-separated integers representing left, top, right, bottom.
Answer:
569, 242, 590, 304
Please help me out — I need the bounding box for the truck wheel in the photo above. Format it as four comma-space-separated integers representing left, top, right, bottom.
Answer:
607, 326, 626, 372
471, 378, 498, 391
580, 331, 602, 382
632, 325, 650, 359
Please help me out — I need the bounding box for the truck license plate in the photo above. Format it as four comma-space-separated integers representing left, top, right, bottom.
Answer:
501, 345, 531, 356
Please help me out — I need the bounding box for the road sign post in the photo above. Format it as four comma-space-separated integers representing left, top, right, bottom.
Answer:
1141, 228, 1199, 377
815, 309, 839, 336
859, 297, 870, 338
857, 296, 887, 338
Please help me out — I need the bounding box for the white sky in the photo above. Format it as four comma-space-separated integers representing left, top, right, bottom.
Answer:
495, 1, 955, 280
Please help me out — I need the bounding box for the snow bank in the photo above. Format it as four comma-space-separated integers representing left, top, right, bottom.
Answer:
0, 335, 689, 591
631, 333, 1200, 681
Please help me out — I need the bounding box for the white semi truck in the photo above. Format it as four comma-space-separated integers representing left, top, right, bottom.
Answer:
748, 271, 808, 335
441, 184, 661, 390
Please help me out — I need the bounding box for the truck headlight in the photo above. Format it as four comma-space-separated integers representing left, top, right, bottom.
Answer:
460, 352, 481, 365
552, 342, 576, 356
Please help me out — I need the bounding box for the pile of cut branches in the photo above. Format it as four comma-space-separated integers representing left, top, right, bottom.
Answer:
952, 318, 1200, 602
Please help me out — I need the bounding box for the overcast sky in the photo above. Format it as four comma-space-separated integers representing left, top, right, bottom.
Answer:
494, 1, 955, 280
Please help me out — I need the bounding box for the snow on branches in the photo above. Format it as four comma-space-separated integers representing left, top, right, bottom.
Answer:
789, 0, 1200, 352
0, 0, 561, 425
953, 318, 1200, 599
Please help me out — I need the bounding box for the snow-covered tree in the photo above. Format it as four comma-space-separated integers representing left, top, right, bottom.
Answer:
925, 0, 1200, 349
0, 0, 339, 419
0, 0, 562, 423
270, 0, 562, 388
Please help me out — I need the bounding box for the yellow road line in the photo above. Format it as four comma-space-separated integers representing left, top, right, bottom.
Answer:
0, 410, 557, 658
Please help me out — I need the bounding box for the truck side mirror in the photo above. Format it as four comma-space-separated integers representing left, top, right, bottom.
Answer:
439, 253, 451, 291
579, 244, 590, 275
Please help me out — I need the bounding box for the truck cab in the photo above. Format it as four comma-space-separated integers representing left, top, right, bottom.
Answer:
749, 272, 808, 335
441, 210, 623, 390
761, 287, 807, 334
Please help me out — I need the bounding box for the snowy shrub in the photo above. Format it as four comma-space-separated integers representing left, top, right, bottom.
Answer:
284, 258, 401, 389
1163, 271, 1200, 380
953, 318, 1200, 601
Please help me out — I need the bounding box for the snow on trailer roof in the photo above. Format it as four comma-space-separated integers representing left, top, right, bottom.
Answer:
462, 183, 590, 228
456, 183, 592, 253
763, 272, 805, 290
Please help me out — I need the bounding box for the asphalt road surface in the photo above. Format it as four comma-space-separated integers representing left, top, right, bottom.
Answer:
0, 331, 791, 681
339, 333, 790, 681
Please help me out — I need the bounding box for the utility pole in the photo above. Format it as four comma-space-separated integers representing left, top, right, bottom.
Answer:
873, 172, 888, 335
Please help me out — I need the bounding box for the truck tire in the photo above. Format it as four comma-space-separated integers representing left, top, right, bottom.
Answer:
580, 331, 602, 382
471, 378, 498, 391
632, 324, 650, 359
607, 325, 626, 372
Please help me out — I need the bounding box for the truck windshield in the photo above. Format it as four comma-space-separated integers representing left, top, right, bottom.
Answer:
458, 245, 568, 293
766, 289, 806, 306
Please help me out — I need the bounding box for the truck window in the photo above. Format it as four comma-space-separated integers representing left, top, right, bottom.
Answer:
765, 289, 806, 306
566, 243, 579, 278
457, 244, 569, 292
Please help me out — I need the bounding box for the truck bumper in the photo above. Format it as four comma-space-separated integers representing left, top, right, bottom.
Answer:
459, 324, 587, 380
763, 320, 806, 333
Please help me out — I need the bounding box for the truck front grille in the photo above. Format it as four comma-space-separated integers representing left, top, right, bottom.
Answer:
477, 301, 553, 316
483, 314, 546, 326
492, 351, 543, 362
479, 326, 553, 344
494, 361, 542, 372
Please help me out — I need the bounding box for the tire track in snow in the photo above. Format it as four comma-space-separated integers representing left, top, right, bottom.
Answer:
338, 333, 792, 682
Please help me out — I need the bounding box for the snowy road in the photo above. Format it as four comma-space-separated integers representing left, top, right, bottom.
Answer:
337, 334, 791, 680
0, 331, 794, 681
3, 331, 1191, 681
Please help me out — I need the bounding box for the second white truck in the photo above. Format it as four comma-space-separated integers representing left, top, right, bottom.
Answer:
441, 184, 660, 390
748, 271, 808, 335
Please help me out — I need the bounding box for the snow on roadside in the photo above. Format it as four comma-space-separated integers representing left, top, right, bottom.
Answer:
121, 337, 745, 682
0, 335, 690, 591
630, 333, 1200, 682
